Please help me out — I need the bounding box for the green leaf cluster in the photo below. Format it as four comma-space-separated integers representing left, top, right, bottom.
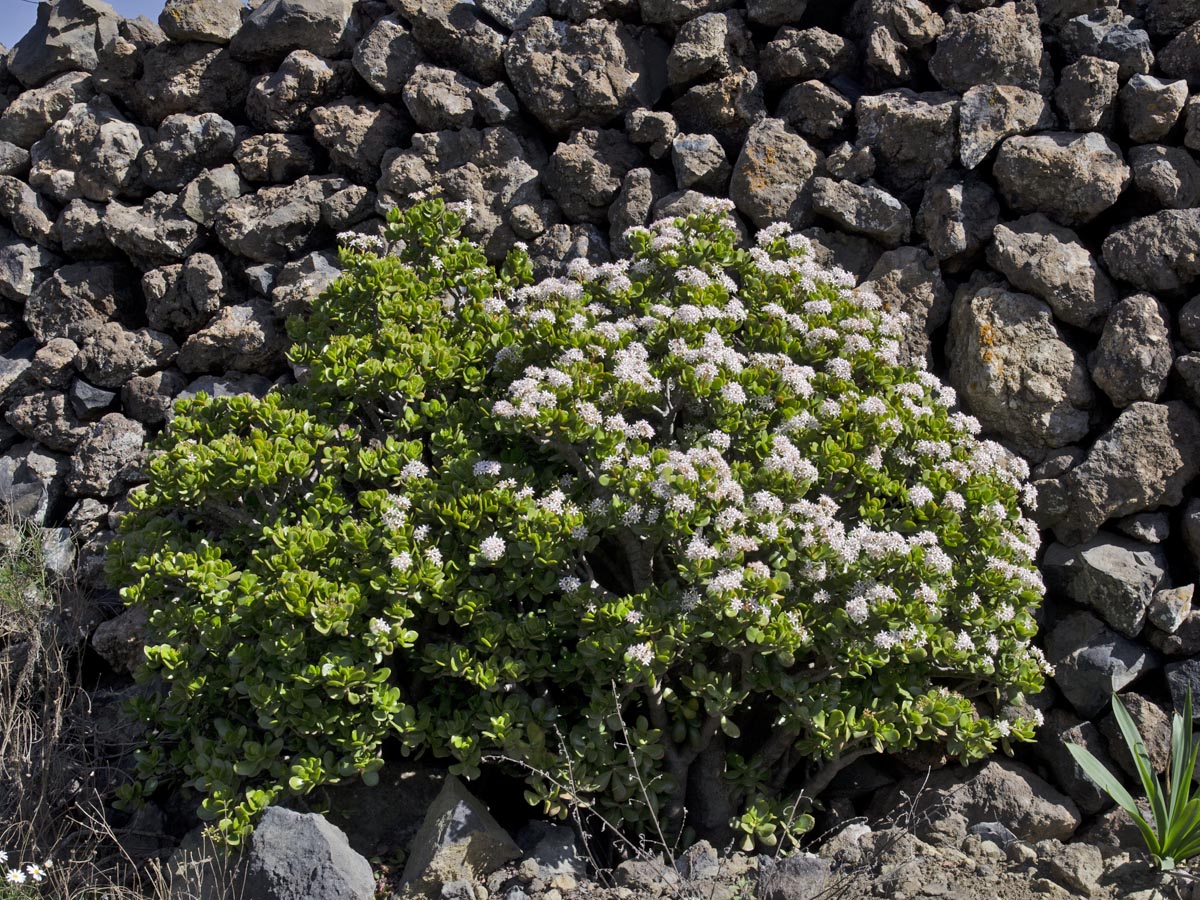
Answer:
108, 199, 1047, 845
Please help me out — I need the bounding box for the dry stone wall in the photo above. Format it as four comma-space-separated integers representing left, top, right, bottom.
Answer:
3, 0, 1200, 824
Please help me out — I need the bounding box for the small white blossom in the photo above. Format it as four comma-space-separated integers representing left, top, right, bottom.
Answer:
479, 534, 506, 562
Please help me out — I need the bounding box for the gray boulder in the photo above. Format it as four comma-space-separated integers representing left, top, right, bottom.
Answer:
1119, 75, 1189, 144
1055, 56, 1120, 133
1101, 693, 1172, 776
0, 176, 57, 247
7, 0, 120, 88
0, 441, 68, 525
143, 255, 226, 333
271, 251, 340, 317
986, 214, 1115, 330
1055, 402, 1200, 545
28, 97, 148, 204
215, 175, 345, 262
760, 27, 851, 83
122, 369, 188, 425
1046, 611, 1157, 718
1129, 145, 1200, 210
857, 246, 950, 368
855, 89, 957, 193
376, 127, 553, 261
666, 11, 753, 88
958, 84, 1050, 171
671, 70, 766, 148
66, 413, 147, 498
56, 198, 110, 258
1146, 0, 1200, 39
915, 170, 998, 263
1160, 21, 1200, 86
402, 64, 478, 131
0, 229, 61, 303
139, 112, 237, 192
6, 391, 87, 451
946, 279, 1095, 459
24, 261, 128, 344
91, 606, 149, 675
626, 110, 677, 160
234, 134, 316, 184
1089, 293, 1172, 407
1033, 710, 1115, 816
670, 133, 730, 192
229, 0, 359, 62
159, 0, 244, 44
311, 98, 409, 184
245, 50, 352, 134
776, 81, 851, 141
1102, 210, 1200, 293
929, 1, 1044, 93
811, 177, 910, 246
478, 0, 547, 31
402, 0, 505, 83
130, 42, 252, 124
1060, 10, 1153, 80
75, 323, 177, 389
757, 853, 831, 900
0, 72, 94, 149
352, 14, 422, 98
824, 142, 874, 183
401, 776, 521, 893
730, 118, 821, 230
993, 132, 1130, 227
103, 193, 203, 267
1167, 659, 1200, 721
181, 164, 247, 224
177, 301, 288, 375
1044, 533, 1168, 638
504, 17, 665, 134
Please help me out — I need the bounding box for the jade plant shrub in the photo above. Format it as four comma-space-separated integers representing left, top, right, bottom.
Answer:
108, 198, 1050, 847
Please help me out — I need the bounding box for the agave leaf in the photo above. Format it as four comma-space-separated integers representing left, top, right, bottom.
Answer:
1113, 693, 1169, 839
1067, 742, 1161, 855
1163, 797, 1200, 856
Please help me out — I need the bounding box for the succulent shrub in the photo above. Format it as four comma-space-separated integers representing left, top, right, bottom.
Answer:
108, 199, 1050, 846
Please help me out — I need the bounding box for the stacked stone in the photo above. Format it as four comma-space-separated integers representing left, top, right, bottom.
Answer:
2, 0, 1200, 833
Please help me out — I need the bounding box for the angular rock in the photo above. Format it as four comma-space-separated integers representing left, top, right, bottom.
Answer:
757, 853, 831, 900
730, 118, 821, 230
402, 64, 477, 131
122, 369, 188, 425
1054, 56, 1120, 133
672, 70, 766, 149
1149, 585, 1194, 634
5, 390, 87, 451
929, 1, 1044, 93
234, 134, 316, 184
377, 127, 551, 260
1187, 96, 1200, 153
824, 142, 874, 183
400, 776, 521, 892
320, 186, 375, 231
229, 0, 358, 62
1089, 293, 1172, 407
352, 14, 422, 97
24, 261, 129, 344
215, 176, 344, 263
666, 11, 753, 88
798, 226, 882, 283
56, 198, 110, 258
1060, 10, 1153, 80
857, 246, 950, 368
91, 606, 149, 676
311, 98, 409, 183
271, 251, 339, 317
159, 0, 243, 44
958, 84, 1050, 171
915, 170, 998, 263
625, 109, 677, 160
75, 323, 178, 389
1045, 533, 1168, 637
856, 90, 957, 194
609, 167, 672, 253
503, 17, 665, 134
993, 132, 1130, 227
177, 300, 288, 375
1167, 659, 1200, 721
1100, 694, 1171, 780
1119, 75, 1189, 144
1102, 209, 1200, 293
478, 0, 547, 31
986, 214, 1115, 330
103, 193, 202, 268
0, 229, 61, 303
404, 0, 505, 83
1145, 0, 1200, 39
878, 761, 1080, 843
181, 164, 247, 226
760, 27, 851, 83
131, 42, 252, 124
1160, 22, 1200, 86
245, 50, 352, 134
1046, 610, 1157, 718
66, 413, 146, 498
811, 177, 910, 246
7, 0, 120, 88
1056, 402, 1200, 544
1044, 843, 1104, 897
0, 72, 94, 149
139, 112, 237, 192
28, 97, 148, 205
0, 441, 68, 525
0, 176, 58, 247
143, 254, 226, 333
1129, 145, 1200, 210
946, 279, 1095, 459
670, 133, 729, 192
776, 80, 851, 141
68, 378, 116, 420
